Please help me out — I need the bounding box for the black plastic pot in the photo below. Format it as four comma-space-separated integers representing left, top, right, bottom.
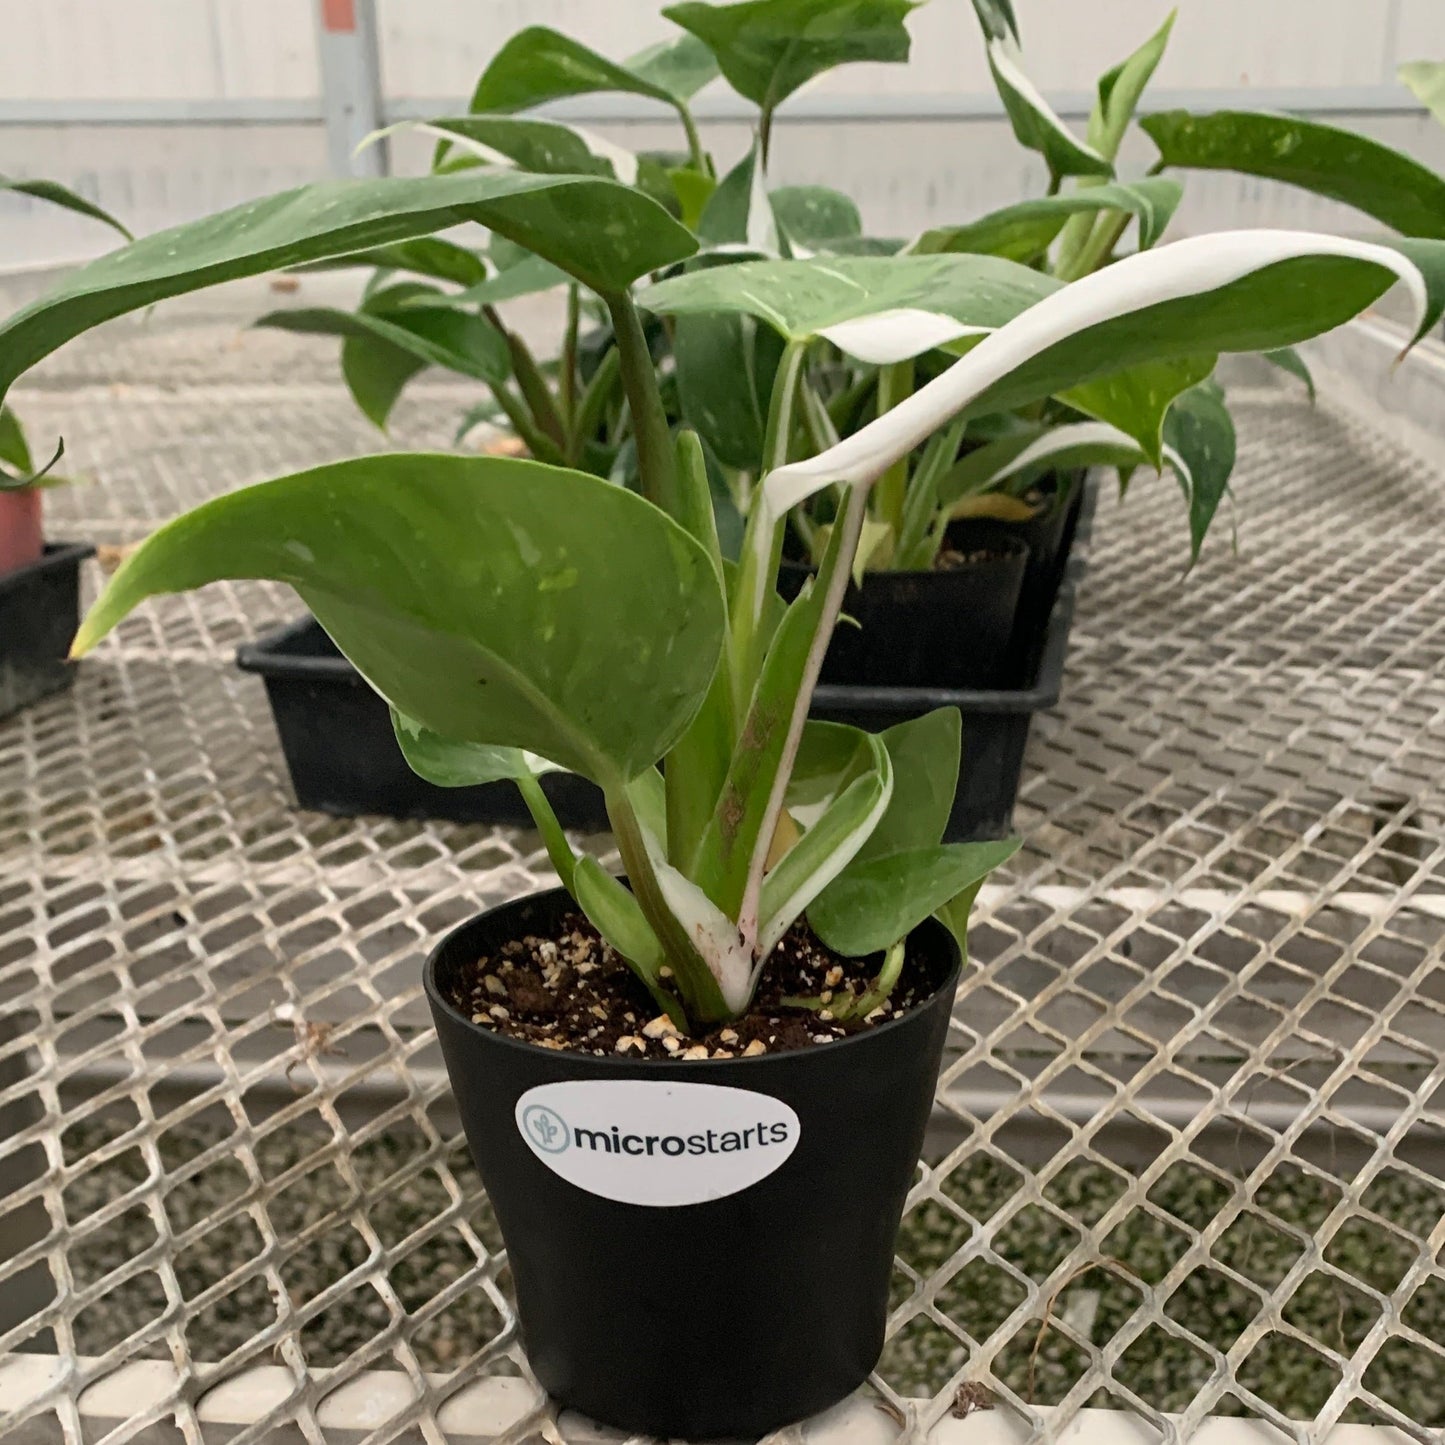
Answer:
778, 533, 1029, 689
0, 541, 93, 719
236, 619, 609, 829
425, 887, 961, 1439
813, 573, 1077, 841
948, 470, 1082, 674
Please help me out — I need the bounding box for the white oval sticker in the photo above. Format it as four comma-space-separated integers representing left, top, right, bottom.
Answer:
515, 1079, 800, 1207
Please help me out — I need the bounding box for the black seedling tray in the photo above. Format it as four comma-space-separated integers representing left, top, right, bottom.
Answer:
236, 620, 611, 831
0, 541, 93, 719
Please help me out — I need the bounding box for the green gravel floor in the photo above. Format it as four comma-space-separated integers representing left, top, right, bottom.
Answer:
44, 1116, 1445, 1427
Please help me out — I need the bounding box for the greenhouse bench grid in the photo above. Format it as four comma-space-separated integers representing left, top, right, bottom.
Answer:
1, 313, 1443, 1444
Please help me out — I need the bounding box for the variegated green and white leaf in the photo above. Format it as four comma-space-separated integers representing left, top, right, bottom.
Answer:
374, 115, 639, 185
639, 252, 1055, 362
757, 231, 1445, 530
756, 728, 892, 958
969, 2, 1110, 180
910, 179, 1182, 263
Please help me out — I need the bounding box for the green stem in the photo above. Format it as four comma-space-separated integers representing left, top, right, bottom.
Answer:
606, 785, 731, 1024
487, 382, 565, 466
758, 108, 774, 169
872, 361, 914, 537
729, 340, 808, 723
559, 284, 580, 444
605, 291, 679, 519
572, 345, 621, 455
484, 305, 566, 450
677, 103, 708, 174
1056, 209, 1131, 282
852, 939, 907, 1018
517, 773, 578, 893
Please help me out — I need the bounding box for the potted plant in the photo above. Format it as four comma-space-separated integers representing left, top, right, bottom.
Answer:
0, 177, 129, 716
2, 98, 1440, 1427
221, 0, 1445, 841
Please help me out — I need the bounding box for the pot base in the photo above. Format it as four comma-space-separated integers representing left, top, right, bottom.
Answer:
426, 888, 961, 1439
0, 541, 93, 719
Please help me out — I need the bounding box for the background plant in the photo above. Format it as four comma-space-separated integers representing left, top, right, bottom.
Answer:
0, 178, 129, 493
254, 0, 1445, 577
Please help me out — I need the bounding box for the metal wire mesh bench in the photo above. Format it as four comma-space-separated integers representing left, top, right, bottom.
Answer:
2, 304, 1443, 1444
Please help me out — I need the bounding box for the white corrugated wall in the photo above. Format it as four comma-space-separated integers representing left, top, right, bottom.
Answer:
0, 0, 1441, 265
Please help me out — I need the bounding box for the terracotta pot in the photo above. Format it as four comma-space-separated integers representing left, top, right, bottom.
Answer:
0, 488, 43, 575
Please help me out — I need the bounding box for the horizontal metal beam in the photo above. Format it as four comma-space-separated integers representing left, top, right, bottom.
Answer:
0, 84, 1427, 129
0, 97, 324, 125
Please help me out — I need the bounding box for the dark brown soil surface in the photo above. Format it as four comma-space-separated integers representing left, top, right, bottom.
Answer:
441, 912, 946, 1059
933, 545, 1017, 573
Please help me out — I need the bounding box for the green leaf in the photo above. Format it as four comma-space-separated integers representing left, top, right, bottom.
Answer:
413, 253, 571, 308
0, 170, 697, 405
758, 728, 891, 953
969, 3, 1110, 180
1164, 380, 1237, 561
1401, 61, 1445, 128
407, 115, 632, 180
390, 709, 561, 787
958, 248, 1440, 424
0, 407, 33, 474
468, 26, 682, 114
1, 176, 132, 240
771, 186, 863, 251
572, 858, 686, 1027
691, 568, 837, 913
665, 0, 915, 114
698, 139, 778, 250
1141, 111, 1445, 240
854, 709, 961, 863
935, 877, 987, 955
638, 252, 1056, 360
1060, 352, 1216, 465
937, 421, 1147, 510
1088, 10, 1175, 159
912, 179, 1182, 263
1262, 345, 1315, 402
258, 288, 508, 380
626, 32, 722, 103
257, 282, 509, 429
673, 311, 781, 470
670, 166, 718, 229
341, 334, 428, 431
74, 455, 726, 786
757, 233, 1445, 523
288, 237, 488, 287
810, 839, 1018, 957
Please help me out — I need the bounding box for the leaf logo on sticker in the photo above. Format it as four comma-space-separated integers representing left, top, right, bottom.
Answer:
515, 1079, 801, 1207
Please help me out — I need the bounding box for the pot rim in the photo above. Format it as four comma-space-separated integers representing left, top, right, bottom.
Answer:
779, 527, 1029, 578
423, 883, 962, 1073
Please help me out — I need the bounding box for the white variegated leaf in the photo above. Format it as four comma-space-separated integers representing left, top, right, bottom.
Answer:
755, 732, 892, 961
759, 230, 1439, 528
816, 308, 991, 364
642, 821, 753, 1013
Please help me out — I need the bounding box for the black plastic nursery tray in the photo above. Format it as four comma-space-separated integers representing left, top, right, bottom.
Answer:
238, 477, 1095, 840
0, 541, 94, 719
812, 570, 1079, 840
236, 620, 611, 830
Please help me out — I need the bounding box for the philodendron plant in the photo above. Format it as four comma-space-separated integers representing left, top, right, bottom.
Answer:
256, 0, 1445, 578
0, 143, 1439, 1028
0, 177, 130, 572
